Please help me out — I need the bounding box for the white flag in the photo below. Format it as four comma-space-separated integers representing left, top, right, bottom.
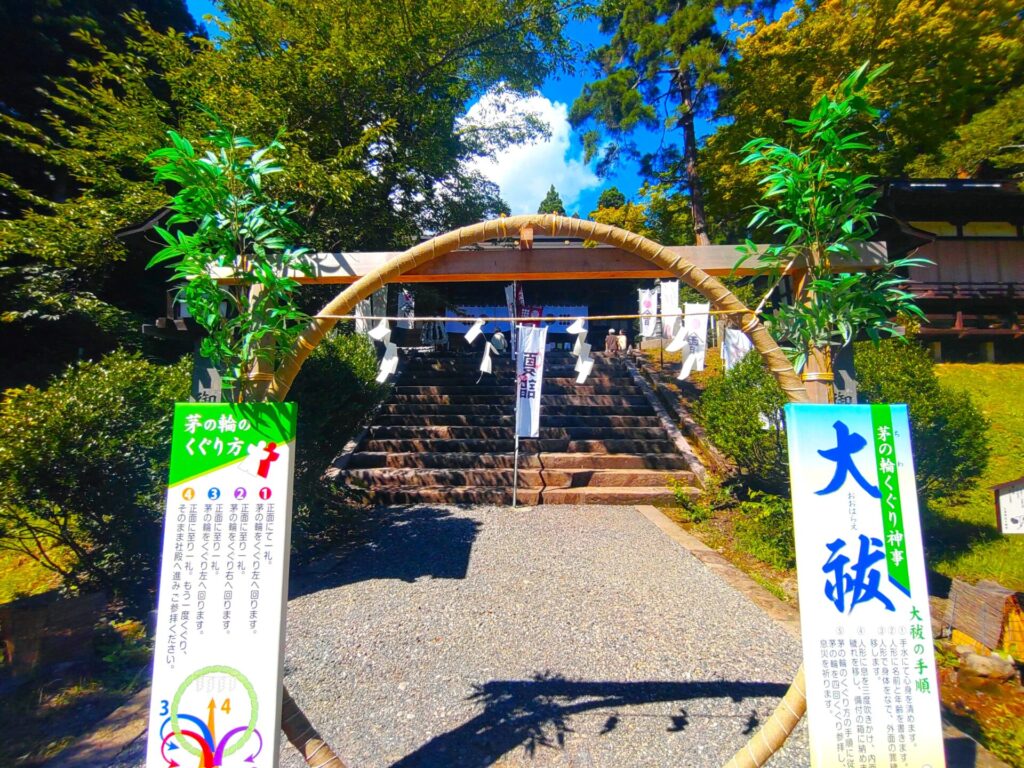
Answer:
638, 288, 658, 337
515, 325, 547, 438
660, 281, 680, 338
575, 357, 594, 384
722, 327, 754, 371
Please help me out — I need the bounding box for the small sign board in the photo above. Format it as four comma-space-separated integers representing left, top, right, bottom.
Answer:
993, 475, 1024, 534
146, 402, 297, 768
785, 404, 945, 768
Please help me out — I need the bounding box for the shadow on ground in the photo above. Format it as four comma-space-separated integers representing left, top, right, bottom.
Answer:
290, 505, 481, 598
390, 672, 789, 767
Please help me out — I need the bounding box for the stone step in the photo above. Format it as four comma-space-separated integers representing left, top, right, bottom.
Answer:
345, 452, 692, 470
365, 485, 684, 506
366, 425, 670, 441
389, 394, 650, 407
373, 414, 664, 428
337, 467, 687, 489
360, 438, 679, 454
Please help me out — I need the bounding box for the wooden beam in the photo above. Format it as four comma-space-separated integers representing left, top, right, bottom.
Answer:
211, 242, 888, 285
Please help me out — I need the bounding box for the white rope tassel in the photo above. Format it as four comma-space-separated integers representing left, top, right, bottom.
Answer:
368, 318, 391, 342
464, 318, 485, 343
376, 341, 398, 382
479, 341, 495, 374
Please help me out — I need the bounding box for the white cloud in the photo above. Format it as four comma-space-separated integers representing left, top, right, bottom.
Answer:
464, 90, 599, 215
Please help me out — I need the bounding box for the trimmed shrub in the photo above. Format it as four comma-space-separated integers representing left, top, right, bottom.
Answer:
736, 491, 796, 570
695, 352, 789, 492
854, 339, 989, 499
0, 351, 190, 604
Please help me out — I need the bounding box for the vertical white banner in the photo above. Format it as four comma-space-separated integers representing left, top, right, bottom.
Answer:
786, 404, 945, 768
515, 325, 548, 438
353, 299, 372, 335
721, 327, 754, 370
681, 303, 709, 375
397, 289, 415, 329
638, 289, 658, 337
660, 281, 680, 339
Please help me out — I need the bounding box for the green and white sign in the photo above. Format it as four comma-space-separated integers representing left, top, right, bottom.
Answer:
147, 403, 297, 768
786, 404, 945, 768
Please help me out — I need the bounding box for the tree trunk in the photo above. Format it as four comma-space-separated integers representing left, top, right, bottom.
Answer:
281, 686, 348, 766
803, 345, 835, 405
677, 72, 711, 247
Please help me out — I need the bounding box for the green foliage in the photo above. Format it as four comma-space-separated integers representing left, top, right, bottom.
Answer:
854, 340, 989, 500
537, 184, 566, 215
671, 473, 733, 523
736, 490, 795, 570
286, 331, 387, 552
702, 0, 1024, 234
597, 187, 626, 210
148, 117, 313, 396
571, 0, 747, 242
737, 63, 928, 373
0, 351, 190, 604
910, 84, 1024, 178
696, 352, 789, 492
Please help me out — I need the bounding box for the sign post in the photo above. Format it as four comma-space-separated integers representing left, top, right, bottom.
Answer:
785, 403, 945, 768
146, 402, 297, 768
994, 475, 1024, 534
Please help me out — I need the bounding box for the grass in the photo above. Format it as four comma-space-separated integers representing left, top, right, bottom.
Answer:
929, 363, 1024, 591
0, 550, 60, 605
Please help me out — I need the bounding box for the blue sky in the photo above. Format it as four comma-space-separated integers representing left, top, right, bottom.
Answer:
183, 1, 718, 216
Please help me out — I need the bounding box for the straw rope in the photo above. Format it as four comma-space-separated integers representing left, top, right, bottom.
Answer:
265, 214, 811, 768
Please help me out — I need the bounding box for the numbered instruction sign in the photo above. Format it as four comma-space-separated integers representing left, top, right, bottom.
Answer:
785, 404, 945, 768
147, 403, 297, 768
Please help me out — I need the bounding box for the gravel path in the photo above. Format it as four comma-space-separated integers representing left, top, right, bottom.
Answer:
278, 504, 808, 767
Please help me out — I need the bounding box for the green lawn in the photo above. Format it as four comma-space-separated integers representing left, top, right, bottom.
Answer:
928, 363, 1024, 591
0, 549, 60, 604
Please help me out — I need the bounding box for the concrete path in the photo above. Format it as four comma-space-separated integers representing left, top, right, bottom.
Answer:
278, 504, 808, 767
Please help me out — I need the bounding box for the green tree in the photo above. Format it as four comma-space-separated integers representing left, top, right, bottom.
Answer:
909, 84, 1024, 178
537, 184, 566, 215
570, 0, 761, 245
147, 117, 314, 399
596, 186, 626, 210
737, 63, 927, 399
702, 0, 1024, 236
0, 0, 578, 387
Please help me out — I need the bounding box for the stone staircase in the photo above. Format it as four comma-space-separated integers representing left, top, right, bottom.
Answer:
331, 351, 700, 505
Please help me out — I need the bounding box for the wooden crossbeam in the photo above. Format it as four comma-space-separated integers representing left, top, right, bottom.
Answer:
210, 242, 888, 285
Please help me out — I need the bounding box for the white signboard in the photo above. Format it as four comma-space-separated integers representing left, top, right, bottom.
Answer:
995, 476, 1024, 534
515, 325, 548, 438
147, 403, 297, 768
785, 403, 945, 768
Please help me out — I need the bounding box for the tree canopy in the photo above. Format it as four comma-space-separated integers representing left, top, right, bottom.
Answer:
701, 0, 1024, 237
538, 184, 566, 215
570, 0, 760, 245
